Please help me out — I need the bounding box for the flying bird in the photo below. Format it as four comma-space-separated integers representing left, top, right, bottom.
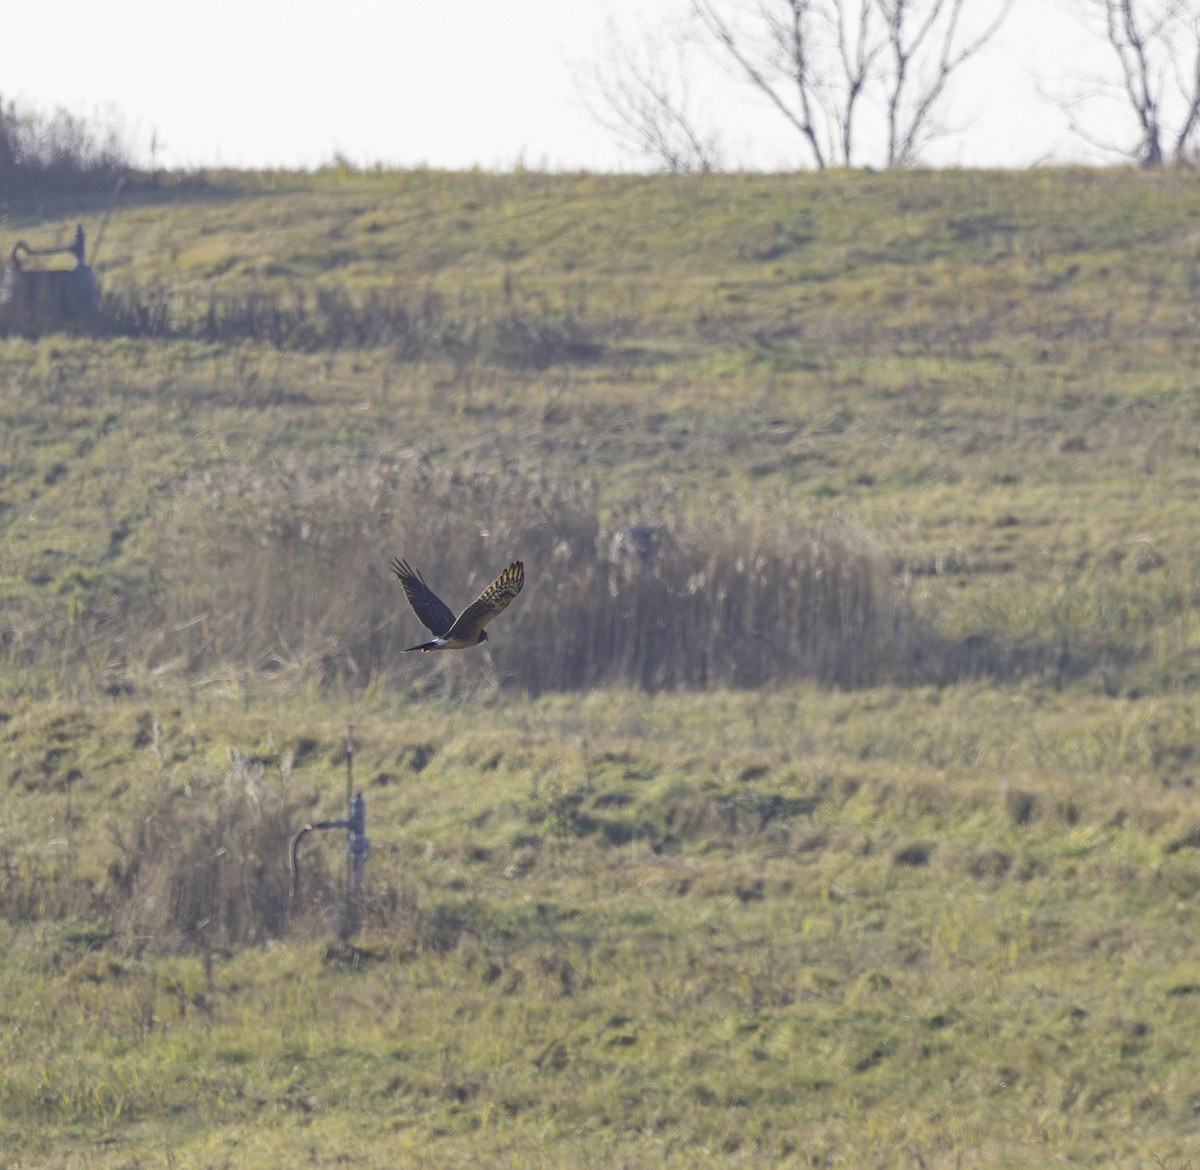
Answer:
391, 558, 524, 652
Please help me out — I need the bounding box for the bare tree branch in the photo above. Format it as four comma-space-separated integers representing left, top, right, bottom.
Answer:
694, 0, 829, 167
587, 0, 1014, 171
1061, 0, 1200, 166
1047, 87, 1140, 159
701, 0, 1012, 167
578, 22, 725, 173
1173, 21, 1200, 152
879, 0, 1016, 166
831, 0, 888, 164
1111, 0, 1164, 162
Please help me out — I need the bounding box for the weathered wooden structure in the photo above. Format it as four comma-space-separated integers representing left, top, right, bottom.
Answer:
0, 223, 101, 335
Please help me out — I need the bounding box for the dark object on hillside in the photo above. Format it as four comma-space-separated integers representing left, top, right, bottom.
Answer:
0, 222, 100, 336
1166, 826, 1200, 854
610, 523, 666, 566
607, 524, 673, 594
1002, 775, 1037, 827
391, 558, 525, 652
894, 842, 935, 867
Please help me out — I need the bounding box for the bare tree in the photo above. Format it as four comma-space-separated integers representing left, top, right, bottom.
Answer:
692, 0, 835, 167
833, 0, 890, 163
607, 0, 1015, 169
877, 0, 1015, 165
1061, 0, 1200, 165
579, 22, 726, 173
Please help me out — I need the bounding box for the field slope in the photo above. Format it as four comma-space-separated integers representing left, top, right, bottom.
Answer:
2, 166, 1200, 1167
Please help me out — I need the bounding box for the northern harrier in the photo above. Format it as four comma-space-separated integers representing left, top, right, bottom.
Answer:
391, 558, 524, 652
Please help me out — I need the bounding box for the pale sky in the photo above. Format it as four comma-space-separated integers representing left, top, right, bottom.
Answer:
3, 1, 1126, 173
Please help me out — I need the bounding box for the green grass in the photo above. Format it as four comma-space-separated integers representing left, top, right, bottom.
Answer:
5, 687, 1200, 1166
4, 165, 1200, 1165
6, 167, 1200, 695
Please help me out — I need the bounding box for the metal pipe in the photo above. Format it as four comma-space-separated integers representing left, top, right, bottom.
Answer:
287, 792, 370, 931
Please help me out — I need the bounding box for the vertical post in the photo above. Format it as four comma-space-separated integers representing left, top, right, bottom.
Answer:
288, 794, 369, 938
344, 723, 354, 896
346, 793, 368, 899
343, 792, 369, 938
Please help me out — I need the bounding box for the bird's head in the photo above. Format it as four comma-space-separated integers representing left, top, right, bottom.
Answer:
477, 630, 489, 644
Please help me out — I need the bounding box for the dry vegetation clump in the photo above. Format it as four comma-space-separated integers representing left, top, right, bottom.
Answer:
104, 756, 335, 951
123, 458, 939, 695
0, 751, 335, 953
0, 846, 98, 925
2, 456, 939, 696
516, 509, 928, 691
0, 97, 138, 203
100, 281, 612, 368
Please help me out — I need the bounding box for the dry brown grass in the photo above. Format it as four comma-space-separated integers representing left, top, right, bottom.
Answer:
99, 280, 613, 368
104, 762, 316, 951
102, 457, 940, 696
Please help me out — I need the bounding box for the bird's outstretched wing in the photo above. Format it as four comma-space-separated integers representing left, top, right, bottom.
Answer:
390, 558, 457, 636
442, 561, 525, 643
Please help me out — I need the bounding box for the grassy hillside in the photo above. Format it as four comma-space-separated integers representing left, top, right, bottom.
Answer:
3, 167, 1200, 1167
4, 167, 1200, 697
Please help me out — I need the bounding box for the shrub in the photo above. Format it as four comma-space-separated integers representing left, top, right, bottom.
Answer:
100, 281, 610, 367
149, 458, 936, 694
105, 756, 337, 951
0, 96, 138, 203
